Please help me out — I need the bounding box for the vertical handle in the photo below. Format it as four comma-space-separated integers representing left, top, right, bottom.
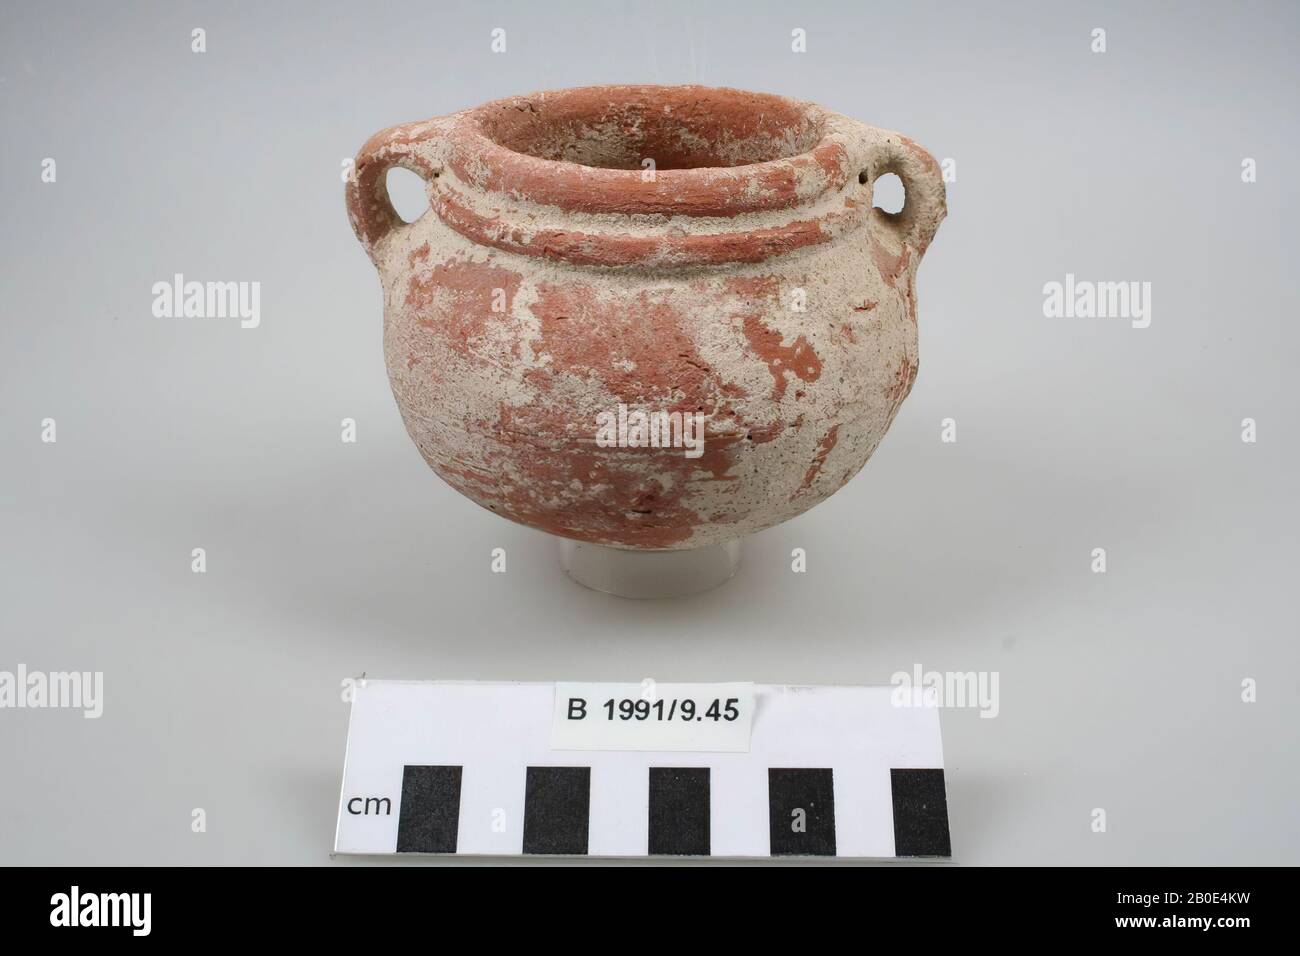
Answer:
860, 132, 947, 254
345, 121, 443, 261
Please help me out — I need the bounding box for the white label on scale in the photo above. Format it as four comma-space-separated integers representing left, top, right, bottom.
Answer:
334, 680, 950, 859
550, 681, 754, 752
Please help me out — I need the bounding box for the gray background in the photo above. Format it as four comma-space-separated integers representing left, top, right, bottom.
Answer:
2, 0, 1296, 865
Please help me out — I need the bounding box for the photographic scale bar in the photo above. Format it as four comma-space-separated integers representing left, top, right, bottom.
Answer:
335, 681, 951, 860
395, 764, 950, 857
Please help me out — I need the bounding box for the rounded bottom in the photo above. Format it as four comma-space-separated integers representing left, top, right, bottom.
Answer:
556, 538, 743, 599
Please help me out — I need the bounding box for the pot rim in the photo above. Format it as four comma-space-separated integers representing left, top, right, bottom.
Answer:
348, 84, 944, 269
444, 84, 854, 219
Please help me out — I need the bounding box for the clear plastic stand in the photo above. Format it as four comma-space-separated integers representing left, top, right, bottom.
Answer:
557, 538, 743, 599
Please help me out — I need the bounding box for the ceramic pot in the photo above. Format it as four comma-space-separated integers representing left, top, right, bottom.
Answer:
346, 84, 945, 555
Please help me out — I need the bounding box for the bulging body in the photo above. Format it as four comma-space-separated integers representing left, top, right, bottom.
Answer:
347, 85, 945, 550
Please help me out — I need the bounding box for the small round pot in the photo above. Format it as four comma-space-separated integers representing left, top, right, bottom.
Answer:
346, 85, 945, 566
